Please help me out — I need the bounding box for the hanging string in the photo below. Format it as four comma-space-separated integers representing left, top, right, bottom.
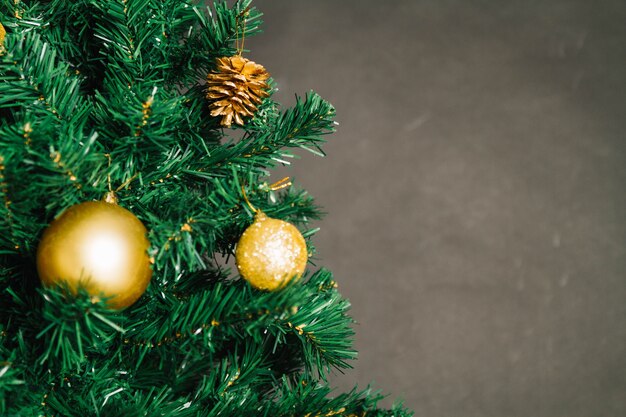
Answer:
103, 154, 138, 203
104, 154, 117, 204
241, 183, 258, 213
235, 6, 252, 56
105, 154, 113, 193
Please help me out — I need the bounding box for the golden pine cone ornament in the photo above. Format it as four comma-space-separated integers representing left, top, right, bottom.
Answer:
206, 56, 270, 127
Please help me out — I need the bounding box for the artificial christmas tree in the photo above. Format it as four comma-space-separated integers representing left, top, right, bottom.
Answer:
0, 1, 412, 415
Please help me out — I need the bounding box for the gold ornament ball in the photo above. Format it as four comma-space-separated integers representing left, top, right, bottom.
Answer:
0, 22, 5, 47
36, 201, 153, 309
235, 211, 308, 291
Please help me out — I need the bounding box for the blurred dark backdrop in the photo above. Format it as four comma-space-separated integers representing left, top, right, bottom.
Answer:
245, 1, 626, 416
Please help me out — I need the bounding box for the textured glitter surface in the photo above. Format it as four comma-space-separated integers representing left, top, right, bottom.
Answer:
36, 201, 153, 309
235, 212, 308, 291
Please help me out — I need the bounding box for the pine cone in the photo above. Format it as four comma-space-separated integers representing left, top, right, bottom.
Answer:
206, 56, 270, 127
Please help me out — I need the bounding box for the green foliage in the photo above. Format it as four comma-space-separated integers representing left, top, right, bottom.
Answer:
0, 0, 412, 416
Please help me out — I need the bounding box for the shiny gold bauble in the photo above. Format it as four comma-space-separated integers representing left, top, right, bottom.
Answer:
0, 22, 5, 47
235, 211, 308, 291
36, 200, 153, 309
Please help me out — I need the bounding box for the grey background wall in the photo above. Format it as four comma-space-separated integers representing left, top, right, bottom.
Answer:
246, 1, 626, 416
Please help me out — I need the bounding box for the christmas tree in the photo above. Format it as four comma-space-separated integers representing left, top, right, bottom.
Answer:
0, 0, 412, 416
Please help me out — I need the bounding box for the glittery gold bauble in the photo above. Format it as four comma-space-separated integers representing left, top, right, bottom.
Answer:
36, 201, 153, 309
0, 23, 5, 46
235, 211, 307, 291
206, 56, 270, 127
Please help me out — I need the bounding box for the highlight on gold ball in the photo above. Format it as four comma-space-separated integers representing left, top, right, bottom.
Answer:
235, 179, 308, 291
36, 197, 153, 309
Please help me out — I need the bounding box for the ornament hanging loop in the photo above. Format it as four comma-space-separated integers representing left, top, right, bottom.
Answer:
103, 154, 138, 204
104, 153, 118, 204
104, 191, 118, 205
241, 184, 259, 214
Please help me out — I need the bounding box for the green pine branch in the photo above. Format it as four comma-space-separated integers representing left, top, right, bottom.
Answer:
0, 0, 411, 415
